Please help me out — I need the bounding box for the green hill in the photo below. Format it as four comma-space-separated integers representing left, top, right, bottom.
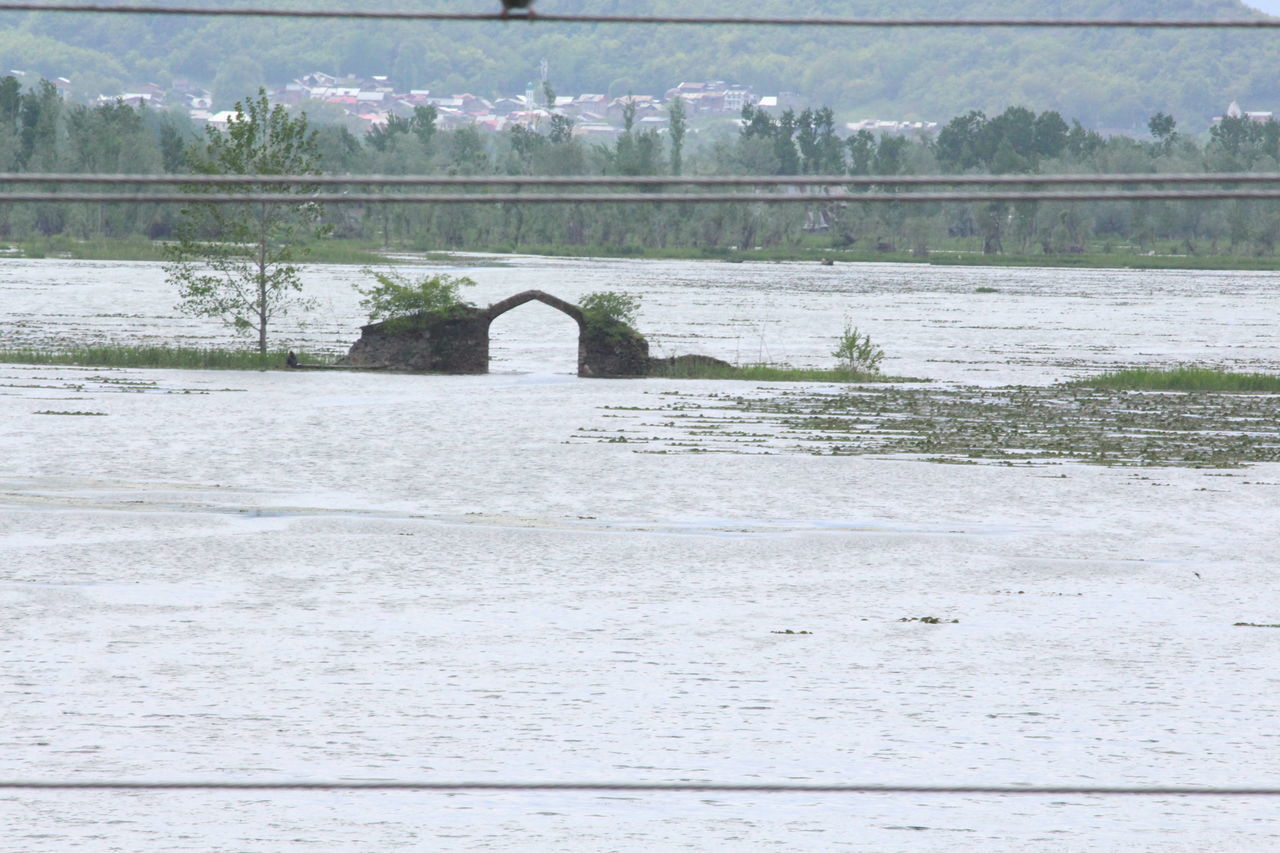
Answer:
1, 0, 1276, 127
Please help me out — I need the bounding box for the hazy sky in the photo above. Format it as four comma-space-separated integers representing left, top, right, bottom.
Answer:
1243, 1, 1280, 15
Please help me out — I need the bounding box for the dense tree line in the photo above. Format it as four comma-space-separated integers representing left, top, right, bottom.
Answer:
6, 76, 1280, 258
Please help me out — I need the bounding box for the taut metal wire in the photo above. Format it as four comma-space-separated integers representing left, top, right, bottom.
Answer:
10, 189, 1280, 204
5, 172, 1280, 188
3, 781, 1279, 795
0, 4, 1277, 28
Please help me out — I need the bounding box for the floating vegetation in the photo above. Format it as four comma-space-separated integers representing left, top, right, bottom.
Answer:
770, 629, 813, 635
578, 381, 1280, 468
1234, 622, 1280, 628
1069, 367, 1280, 393
33, 410, 106, 416
898, 616, 959, 624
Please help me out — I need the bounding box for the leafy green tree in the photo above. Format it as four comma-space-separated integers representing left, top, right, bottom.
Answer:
935, 110, 987, 172
411, 106, 438, 149
668, 95, 687, 176
774, 109, 800, 175
0, 76, 21, 126
846, 130, 875, 175
506, 124, 546, 173
548, 113, 575, 145
621, 96, 637, 133
366, 114, 411, 153
1065, 119, 1104, 159
796, 108, 820, 174
814, 107, 845, 174
447, 125, 490, 174
366, 106, 438, 153
578, 291, 640, 329
1033, 111, 1069, 159
157, 118, 187, 173
740, 103, 775, 140
314, 124, 363, 173
165, 89, 325, 354
832, 321, 884, 374
356, 268, 476, 321
65, 100, 154, 173
1148, 112, 1177, 143
19, 80, 62, 170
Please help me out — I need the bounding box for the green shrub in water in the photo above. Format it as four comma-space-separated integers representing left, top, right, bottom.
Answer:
832, 321, 885, 374
578, 291, 641, 329
356, 268, 477, 322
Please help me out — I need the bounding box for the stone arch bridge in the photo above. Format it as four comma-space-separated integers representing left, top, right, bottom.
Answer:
338, 289, 651, 377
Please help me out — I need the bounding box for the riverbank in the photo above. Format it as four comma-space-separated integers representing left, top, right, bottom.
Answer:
483, 243, 1280, 271
7, 236, 390, 265
9, 236, 1280, 271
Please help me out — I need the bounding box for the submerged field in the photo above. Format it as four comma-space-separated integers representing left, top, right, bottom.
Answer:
1, 256, 1278, 851
583, 382, 1280, 468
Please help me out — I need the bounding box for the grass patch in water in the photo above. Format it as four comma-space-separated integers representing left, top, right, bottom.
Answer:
649, 360, 919, 383
1070, 367, 1280, 392
0, 346, 335, 370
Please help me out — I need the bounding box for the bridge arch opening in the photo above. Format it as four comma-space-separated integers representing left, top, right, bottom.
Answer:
486, 293, 584, 375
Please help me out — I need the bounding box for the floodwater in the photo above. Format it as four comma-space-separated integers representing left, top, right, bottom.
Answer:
1, 256, 1278, 851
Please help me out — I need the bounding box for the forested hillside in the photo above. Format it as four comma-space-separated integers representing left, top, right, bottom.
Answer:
0, 0, 1277, 127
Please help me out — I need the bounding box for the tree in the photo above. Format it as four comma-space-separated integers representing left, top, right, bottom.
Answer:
1148, 112, 1178, 154
832, 321, 884, 374
668, 95, 687, 176
1033, 111, 1069, 159
578, 291, 640, 329
774, 109, 800, 175
936, 110, 987, 172
356, 268, 476, 321
165, 89, 325, 355
846, 130, 875, 175
621, 96, 637, 134
411, 106, 438, 149
548, 113, 575, 145
814, 108, 845, 174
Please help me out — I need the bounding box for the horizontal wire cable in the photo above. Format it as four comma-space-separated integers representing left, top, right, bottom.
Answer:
5, 172, 1280, 188
8, 189, 1280, 204
0, 4, 1278, 28
2, 781, 1279, 795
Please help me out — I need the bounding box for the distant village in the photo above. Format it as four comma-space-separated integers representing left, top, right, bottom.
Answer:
18, 67, 1270, 139
10, 68, 940, 138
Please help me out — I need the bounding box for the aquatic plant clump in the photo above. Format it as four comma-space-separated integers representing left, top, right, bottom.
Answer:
581, 383, 1280, 468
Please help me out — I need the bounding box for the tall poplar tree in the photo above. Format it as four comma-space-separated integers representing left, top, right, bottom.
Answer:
165, 89, 325, 355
